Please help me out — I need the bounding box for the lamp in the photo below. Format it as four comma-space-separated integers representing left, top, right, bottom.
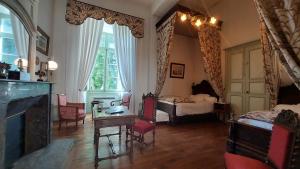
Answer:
178, 12, 219, 29
14, 58, 28, 72
47, 60, 58, 70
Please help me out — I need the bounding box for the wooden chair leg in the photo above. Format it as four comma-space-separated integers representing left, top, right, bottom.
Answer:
76, 121, 78, 128
119, 126, 122, 140
153, 129, 155, 145
59, 120, 61, 130
83, 119, 85, 124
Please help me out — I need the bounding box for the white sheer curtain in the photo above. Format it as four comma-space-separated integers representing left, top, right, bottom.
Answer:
113, 23, 136, 111
65, 18, 104, 102
10, 14, 29, 60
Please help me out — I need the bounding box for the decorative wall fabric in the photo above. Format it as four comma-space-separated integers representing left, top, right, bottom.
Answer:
260, 22, 280, 107
65, 0, 144, 38
65, 18, 104, 103
113, 23, 136, 112
198, 25, 225, 101
253, 0, 300, 89
11, 14, 29, 60
154, 13, 177, 96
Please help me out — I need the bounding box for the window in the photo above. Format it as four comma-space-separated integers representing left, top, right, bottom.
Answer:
0, 6, 18, 70
88, 23, 123, 92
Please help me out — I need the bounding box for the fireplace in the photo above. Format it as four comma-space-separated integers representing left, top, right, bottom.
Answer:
5, 112, 25, 168
0, 80, 52, 169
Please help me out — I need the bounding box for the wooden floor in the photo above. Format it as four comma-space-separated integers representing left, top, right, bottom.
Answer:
53, 114, 228, 169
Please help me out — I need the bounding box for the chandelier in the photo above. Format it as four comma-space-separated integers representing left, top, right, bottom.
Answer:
178, 11, 220, 29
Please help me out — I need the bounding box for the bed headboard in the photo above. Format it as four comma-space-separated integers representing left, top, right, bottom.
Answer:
192, 80, 219, 99
278, 84, 300, 104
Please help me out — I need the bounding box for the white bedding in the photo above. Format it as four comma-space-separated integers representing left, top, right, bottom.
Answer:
158, 100, 214, 116
238, 118, 273, 130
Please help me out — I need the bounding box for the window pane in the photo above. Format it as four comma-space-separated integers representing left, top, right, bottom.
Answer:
1, 18, 13, 34
90, 48, 105, 90
106, 77, 118, 90
0, 54, 17, 70
2, 37, 17, 55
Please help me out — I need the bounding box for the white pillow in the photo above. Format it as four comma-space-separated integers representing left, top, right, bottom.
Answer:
190, 94, 211, 103
204, 96, 217, 103
273, 104, 300, 114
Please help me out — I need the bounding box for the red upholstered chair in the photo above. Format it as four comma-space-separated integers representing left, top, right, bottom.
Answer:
224, 110, 299, 169
110, 92, 132, 109
126, 93, 157, 145
57, 94, 86, 129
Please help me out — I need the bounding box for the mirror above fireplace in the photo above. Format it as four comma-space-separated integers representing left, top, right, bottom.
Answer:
0, 0, 35, 74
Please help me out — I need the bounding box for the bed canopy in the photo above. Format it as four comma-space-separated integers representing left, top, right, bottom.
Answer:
155, 5, 225, 101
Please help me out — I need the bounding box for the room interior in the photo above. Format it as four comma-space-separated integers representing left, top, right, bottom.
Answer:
0, 0, 300, 169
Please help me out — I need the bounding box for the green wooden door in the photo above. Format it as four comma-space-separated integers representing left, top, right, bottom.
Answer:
225, 40, 269, 118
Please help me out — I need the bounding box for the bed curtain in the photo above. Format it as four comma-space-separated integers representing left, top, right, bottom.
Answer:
254, 0, 300, 97
155, 13, 177, 96
198, 26, 225, 101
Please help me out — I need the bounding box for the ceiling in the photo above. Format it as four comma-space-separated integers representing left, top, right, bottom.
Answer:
178, 0, 222, 14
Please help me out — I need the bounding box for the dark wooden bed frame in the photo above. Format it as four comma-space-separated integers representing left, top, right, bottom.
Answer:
227, 84, 300, 163
157, 80, 219, 124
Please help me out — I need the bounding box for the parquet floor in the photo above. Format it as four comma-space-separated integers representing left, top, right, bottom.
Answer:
53, 115, 228, 169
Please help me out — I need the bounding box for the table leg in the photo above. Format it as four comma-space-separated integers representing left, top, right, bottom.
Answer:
91, 103, 94, 120
95, 128, 100, 168
130, 126, 133, 162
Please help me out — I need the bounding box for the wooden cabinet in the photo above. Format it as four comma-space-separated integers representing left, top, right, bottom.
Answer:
225, 40, 270, 117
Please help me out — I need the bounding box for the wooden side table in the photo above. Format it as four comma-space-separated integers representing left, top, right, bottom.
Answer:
214, 102, 231, 123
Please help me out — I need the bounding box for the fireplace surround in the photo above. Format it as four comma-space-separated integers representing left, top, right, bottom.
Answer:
0, 80, 52, 169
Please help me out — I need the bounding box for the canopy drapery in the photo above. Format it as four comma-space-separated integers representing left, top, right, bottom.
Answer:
154, 13, 177, 96
65, 0, 144, 38
155, 12, 224, 101
254, 0, 300, 91
198, 25, 225, 101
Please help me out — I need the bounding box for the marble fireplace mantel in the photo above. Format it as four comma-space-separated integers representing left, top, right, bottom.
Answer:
0, 79, 53, 169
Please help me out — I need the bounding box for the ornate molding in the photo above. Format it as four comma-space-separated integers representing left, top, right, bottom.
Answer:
274, 110, 299, 130
65, 0, 144, 38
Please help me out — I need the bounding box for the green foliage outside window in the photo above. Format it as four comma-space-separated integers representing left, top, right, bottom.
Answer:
89, 31, 123, 91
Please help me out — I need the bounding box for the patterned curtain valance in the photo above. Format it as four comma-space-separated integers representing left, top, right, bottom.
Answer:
65, 0, 144, 38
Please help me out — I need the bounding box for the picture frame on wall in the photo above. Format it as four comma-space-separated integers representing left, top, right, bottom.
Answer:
170, 62, 185, 79
36, 26, 50, 56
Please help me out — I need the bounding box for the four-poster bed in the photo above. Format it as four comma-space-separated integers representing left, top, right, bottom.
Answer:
154, 5, 225, 124
157, 80, 219, 124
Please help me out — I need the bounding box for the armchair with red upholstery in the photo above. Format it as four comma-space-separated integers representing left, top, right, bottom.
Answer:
57, 94, 86, 129
224, 110, 299, 169
126, 92, 157, 146
110, 91, 132, 109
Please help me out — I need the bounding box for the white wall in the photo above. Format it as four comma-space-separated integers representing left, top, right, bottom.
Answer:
51, 0, 153, 119
160, 34, 207, 97
36, 0, 54, 72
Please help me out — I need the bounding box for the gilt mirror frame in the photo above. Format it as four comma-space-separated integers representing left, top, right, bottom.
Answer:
0, 0, 36, 73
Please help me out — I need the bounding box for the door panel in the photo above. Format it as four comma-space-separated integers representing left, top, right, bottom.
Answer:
249, 49, 264, 79
230, 95, 243, 117
231, 53, 243, 80
249, 82, 265, 94
231, 83, 242, 93
249, 97, 266, 111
